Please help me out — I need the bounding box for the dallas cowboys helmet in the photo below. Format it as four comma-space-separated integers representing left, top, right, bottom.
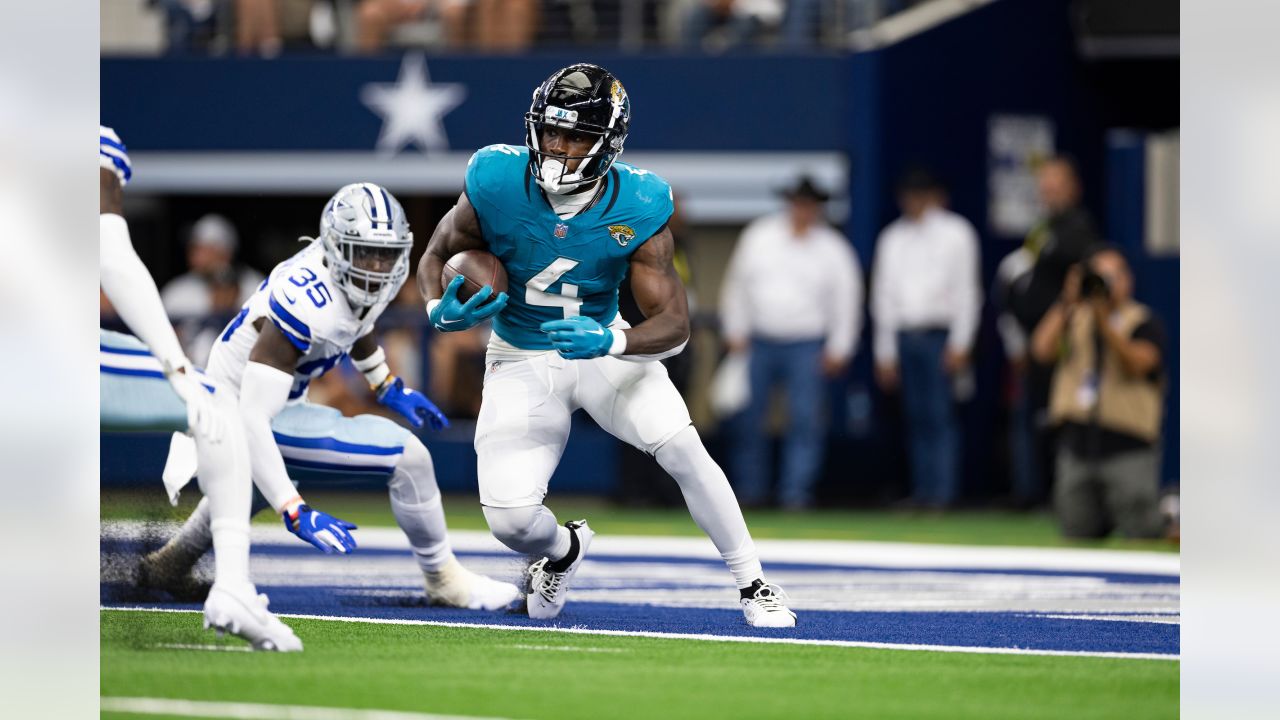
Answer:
525, 63, 630, 194
319, 183, 413, 308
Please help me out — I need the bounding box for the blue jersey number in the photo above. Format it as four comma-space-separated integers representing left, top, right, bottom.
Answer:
287, 268, 333, 308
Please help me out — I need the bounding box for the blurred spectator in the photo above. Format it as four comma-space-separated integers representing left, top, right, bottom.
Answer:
236, 0, 315, 56
151, 0, 222, 53
682, 0, 783, 51
871, 169, 980, 509
161, 214, 264, 364
1012, 157, 1101, 344
993, 245, 1038, 507
1031, 247, 1166, 539
472, 0, 540, 50
780, 0, 903, 48
721, 176, 862, 509
355, 0, 469, 53
1008, 157, 1102, 509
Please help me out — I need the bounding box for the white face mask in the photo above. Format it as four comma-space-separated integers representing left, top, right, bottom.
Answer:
538, 157, 588, 195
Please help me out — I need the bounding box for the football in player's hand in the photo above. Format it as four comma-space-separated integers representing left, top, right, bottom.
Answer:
442, 250, 508, 303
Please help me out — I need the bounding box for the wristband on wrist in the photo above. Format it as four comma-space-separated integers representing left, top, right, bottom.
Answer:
373, 374, 399, 397
280, 494, 305, 518
607, 328, 628, 356
426, 298, 441, 317
353, 347, 392, 389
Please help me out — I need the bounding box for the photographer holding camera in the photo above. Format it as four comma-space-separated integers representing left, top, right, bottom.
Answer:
1030, 246, 1166, 538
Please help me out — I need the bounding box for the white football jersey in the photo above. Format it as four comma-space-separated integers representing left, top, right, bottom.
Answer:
207, 241, 388, 400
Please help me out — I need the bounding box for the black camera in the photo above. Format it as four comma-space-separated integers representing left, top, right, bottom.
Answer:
1080, 269, 1110, 300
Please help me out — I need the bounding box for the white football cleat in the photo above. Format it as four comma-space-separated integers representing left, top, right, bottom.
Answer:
424, 557, 521, 610
203, 582, 302, 652
527, 520, 594, 620
740, 580, 797, 628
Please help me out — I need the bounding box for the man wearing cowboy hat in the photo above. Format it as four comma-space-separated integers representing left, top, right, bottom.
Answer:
870, 167, 982, 509
720, 175, 863, 509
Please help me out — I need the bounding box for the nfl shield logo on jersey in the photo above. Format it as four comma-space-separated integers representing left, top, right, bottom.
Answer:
608, 224, 636, 247
554, 223, 569, 239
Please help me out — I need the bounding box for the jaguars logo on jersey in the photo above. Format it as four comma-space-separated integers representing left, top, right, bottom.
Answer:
608, 224, 636, 247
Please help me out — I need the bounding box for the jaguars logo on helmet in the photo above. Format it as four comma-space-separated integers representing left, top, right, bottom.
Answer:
525, 63, 631, 194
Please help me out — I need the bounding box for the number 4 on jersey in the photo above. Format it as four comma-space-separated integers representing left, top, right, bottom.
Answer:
526, 257, 581, 318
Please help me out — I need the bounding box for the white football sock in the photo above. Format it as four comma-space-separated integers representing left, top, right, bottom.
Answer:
194, 396, 254, 588
655, 426, 764, 588
388, 438, 455, 573
482, 504, 571, 561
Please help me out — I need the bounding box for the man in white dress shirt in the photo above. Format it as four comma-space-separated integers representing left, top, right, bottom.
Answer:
871, 169, 981, 508
721, 176, 863, 509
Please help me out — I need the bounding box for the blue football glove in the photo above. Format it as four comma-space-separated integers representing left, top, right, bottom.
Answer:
376, 375, 449, 430
282, 503, 358, 554
429, 275, 508, 332
541, 316, 615, 360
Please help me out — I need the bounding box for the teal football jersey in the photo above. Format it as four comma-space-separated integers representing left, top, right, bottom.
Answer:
465, 144, 674, 350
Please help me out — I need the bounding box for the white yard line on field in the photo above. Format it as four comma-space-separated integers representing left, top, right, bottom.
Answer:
155, 643, 254, 653
498, 643, 629, 653
102, 607, 1179, 661
103, 522, 1181, 575
100, 696, 518, 720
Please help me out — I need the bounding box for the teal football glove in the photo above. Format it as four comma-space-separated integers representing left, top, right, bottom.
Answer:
541, 316, 615, 360
429, 275, 508, 332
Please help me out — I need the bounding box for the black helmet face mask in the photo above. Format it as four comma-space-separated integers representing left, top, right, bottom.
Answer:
525, 64, 630, 195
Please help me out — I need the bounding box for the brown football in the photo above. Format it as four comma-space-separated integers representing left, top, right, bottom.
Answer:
442, 249, 508, 303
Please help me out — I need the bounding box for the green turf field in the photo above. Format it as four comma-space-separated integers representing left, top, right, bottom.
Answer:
101, 610, 1177, 720
100, 488, 1178, 551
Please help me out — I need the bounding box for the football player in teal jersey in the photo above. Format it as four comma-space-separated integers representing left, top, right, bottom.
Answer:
417, 64, 796, 627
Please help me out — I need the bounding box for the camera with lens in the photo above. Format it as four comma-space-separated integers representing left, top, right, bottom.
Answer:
1080, 269, 1110, 300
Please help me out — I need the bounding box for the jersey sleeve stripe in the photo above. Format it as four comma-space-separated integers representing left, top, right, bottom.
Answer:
267, 295, 312, 340
99, 136, 128, 154
270, 317, 311, 352
220, 307, 250, 342
99, 150, 132, 183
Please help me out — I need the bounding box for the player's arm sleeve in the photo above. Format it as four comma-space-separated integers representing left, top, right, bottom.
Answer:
239, 361, 302, 512
824, 238, 862, 361
264, 284, 315, 354
870, 230, 899, 364
947, 221, 982, 354
100, 213, 189, 371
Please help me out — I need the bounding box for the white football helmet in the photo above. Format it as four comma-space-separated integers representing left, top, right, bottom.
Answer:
319, 182, 413, 308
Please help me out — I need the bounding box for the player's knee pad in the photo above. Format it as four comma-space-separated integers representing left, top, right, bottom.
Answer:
387, 435, 440, 506
482, 504, 556, 554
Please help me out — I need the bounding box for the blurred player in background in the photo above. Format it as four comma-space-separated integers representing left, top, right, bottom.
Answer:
145, 183, 520, 611
417, 64, 796, 627
99, 126, 300, 651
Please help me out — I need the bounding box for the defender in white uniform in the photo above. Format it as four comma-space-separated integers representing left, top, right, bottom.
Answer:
144, 183, 520, 611
99, 126, 301, 651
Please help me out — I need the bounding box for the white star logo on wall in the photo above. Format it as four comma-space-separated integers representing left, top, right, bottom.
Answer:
360, 53, 466, 155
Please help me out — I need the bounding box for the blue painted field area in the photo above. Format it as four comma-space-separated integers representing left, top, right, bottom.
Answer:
101, 525, 1179, 659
